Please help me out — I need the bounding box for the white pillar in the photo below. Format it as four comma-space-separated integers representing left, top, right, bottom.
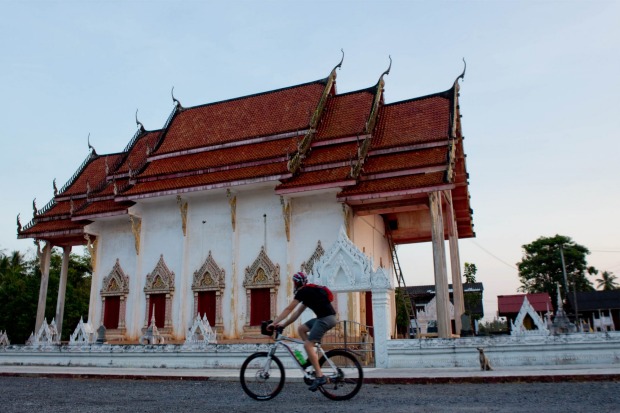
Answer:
444, 191, 464, 334
429, 192, 451, 338
55, 246, 72, 337
371, 289, 391, 368
35, 242, 52, 332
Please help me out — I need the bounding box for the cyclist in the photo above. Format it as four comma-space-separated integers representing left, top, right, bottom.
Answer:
268, 271, 337, 391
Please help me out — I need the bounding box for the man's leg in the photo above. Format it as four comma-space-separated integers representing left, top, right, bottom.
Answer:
298, 323, 321, 375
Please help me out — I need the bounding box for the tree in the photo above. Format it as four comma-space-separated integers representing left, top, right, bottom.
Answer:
0, 247, 91, 343
517, 235, 595, 305
596, 271, 618, 291
463, 262, 477, 283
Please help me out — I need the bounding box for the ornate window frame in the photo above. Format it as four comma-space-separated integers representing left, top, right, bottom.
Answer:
192, 251, 225, 332
143, 255, 175, 335
100, 259, 130, 336
243, 247, 280, 331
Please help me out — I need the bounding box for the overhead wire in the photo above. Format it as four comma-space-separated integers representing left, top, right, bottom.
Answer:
470, 240, 518, 270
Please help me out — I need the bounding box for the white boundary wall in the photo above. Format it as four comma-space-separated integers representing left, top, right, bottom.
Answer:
2, 333, 619, 370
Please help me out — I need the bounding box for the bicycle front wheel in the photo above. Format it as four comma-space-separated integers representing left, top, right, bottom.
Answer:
318, 349, 363, 401
240, 352, 285, 401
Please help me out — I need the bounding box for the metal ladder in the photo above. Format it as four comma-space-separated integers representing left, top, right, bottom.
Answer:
384, 221, 417, 338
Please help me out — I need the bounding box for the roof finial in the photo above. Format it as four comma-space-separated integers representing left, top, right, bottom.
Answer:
53, 178, 58, 197
381, 55, 392, 79
16, 214, 22, 233
456, 58, 466, 83
333, 48, 344, 72
135, 109, 145, 131
171, 87, 182, 108
87, 133, 97, 155
32, 198, 38, 217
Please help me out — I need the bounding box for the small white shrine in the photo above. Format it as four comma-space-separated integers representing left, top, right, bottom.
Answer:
26, 318, 60, 346
0, 330, 9, 346
510, 297, 549, 336
69, 317, 95, 345
183, 314, 217, 348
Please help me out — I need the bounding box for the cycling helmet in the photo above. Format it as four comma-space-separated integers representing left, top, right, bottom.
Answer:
292, 271, 307, 292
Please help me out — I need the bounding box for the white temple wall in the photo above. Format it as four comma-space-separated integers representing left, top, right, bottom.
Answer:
183, 192, 231, 336
84, 218, 137, 336
288, 192, 344, 326
137, 199, 185, 339
84, 188, 388, 342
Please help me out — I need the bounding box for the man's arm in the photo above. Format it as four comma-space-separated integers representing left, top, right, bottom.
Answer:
270, 299, 304, 329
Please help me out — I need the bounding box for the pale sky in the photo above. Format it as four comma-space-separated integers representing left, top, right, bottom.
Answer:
1, 1, 619, 321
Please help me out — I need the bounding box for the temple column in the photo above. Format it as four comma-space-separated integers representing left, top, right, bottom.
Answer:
444, 190, 464, 334
35, 241, 52, 332
55, 246, 72, 337
371, 289, 391, 368
429, 191, 451, 338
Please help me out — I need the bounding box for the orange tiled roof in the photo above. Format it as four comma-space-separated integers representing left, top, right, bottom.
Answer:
60, 153, 123, 197
373, 93, 452, 149
154, 80, 327, 156
276, 166, 352, 191
141, 137, 298, 179
314, 90, 374, 141
122, 163, 289, 197
362, 147, 449, 175
73, 199, 134, 218
19, 217, 85, 236
19, 71, 474, 245
338, 172, 446, 198
114, 130, 162, 176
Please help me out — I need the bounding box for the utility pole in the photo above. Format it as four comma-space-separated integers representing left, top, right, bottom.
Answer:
559, 244, 580, 330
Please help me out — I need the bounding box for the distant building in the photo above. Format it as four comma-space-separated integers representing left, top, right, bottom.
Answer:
566, 291, 620, 332
401, 283, 484, 334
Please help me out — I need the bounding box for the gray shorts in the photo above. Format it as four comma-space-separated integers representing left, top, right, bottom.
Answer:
305, 315, 337, 342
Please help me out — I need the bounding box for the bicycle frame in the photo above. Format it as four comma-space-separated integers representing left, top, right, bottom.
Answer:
263, 330, 337, 379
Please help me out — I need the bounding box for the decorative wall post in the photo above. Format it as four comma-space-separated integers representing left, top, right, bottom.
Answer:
35, 241, 52, 332
342, 204, 352, 238
280, 196, 292, 242
129, 215, 141, 255
227, 189, 237, 231
176, 195, 188, 236
55, 246, 72, 336
429, 191, 451, 338
371, 289, 391, 368
84, 234, 98, 271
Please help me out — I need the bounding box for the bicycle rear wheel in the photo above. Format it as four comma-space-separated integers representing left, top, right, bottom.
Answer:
240, 352, 285, 401
318, 349, 363, 401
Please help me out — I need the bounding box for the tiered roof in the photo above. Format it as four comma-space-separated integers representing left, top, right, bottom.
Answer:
18, 61, 475, 246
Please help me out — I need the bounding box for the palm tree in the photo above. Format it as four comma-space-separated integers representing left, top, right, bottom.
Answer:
596, 271, 618, 291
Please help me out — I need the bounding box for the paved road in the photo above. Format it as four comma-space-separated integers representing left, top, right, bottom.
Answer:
0, 376, 618, 413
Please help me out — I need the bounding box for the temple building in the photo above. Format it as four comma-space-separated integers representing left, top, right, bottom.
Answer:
17, 57, 474, 343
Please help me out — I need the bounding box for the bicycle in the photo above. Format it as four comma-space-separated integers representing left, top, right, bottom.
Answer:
240, 321, 363, 401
